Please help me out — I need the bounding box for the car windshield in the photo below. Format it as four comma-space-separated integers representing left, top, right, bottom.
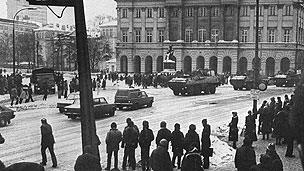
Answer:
67, 93, 80, 100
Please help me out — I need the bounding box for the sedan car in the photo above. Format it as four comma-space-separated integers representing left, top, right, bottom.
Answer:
63, 97, 116, 119
115, 89, 154, 110
57, 92, 80, 113
0, 105, 15, 127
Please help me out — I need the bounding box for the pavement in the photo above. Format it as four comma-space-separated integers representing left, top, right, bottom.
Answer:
0, 80, 302, 171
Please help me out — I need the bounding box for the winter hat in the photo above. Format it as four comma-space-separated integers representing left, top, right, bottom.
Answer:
160, 121, 166, 128
189, 124, 196, 131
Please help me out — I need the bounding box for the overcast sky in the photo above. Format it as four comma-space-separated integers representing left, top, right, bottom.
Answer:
0, 0, 117, 25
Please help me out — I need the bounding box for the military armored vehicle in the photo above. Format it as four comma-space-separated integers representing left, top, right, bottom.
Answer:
168, 69, 220, 96
230, 70, 268, 91
273, 69, 301, 87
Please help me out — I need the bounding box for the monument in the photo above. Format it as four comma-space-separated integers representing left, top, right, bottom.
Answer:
163, 45, 176, 73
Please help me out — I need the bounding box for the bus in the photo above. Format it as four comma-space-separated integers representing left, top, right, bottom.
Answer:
31, 68, 56, 94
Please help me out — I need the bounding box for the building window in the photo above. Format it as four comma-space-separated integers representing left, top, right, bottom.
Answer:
255, 5, 264, 16
240, 6, 249, 16
198, 29, 207, 42
212, 7, 220, 17
186, 7, 193, 17
122, 8, 128, 18
211, 29, 219, 42
135, 8, 141, 18
185, 29, 193, 42
171, 8, 179, 17
240, 28, 248, 42
146, 29, 153, 42
283, 28, 291, 42
147, 8, 153, 18
159, 8, 165, 18
226, 6, 234, 16
135, 29, 141, 42
158, 29, 164, 42
269, 5, 277, 16
198, 7, 207, 17
283, 5, 292, 16
122, 29, 128, 42
268, 28, 276, 42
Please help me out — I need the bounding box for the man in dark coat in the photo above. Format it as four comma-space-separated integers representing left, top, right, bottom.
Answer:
235, 138, 256, 171
74, 145, 101, 171
138, 120, 154, 171
102, 78, 106, 90
285, 106, 295, 158
40, 118, 57, 168
265, 143, 283, 171
229, 112, 238, 149
184, 124, 200, 152
260, 104, 272, 140
150, 139, 173, 171
181, 147, 204, 171
105, 122, 122, 170
245, 110, 257, 143
156, 121, 172, 146
122, 121, 139, 170
201, 119, 211, 169
171, 123, 184, 169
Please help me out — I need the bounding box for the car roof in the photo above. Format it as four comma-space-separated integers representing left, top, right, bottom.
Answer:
116, 88, 140, 91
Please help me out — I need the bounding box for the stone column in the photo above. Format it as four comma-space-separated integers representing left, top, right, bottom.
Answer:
141, 8, 146, 43
193, 7, 198, 41
128, 7, 134, 43
153, 7, 158, 43
249, 5, 255, 42
263, 5, 269, 42
165, 7, 170, 40
116, 7, 121, 42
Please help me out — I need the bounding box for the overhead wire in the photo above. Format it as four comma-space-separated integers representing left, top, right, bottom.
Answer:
46, 6, 67, 18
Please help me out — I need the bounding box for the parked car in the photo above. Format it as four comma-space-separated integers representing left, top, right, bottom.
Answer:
57, 92, 80, 113
0, 105, 15, 127
114, 88, 154, 110
63, 97, 116, 119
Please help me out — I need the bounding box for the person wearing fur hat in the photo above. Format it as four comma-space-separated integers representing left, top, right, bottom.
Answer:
150, 139, 173, 171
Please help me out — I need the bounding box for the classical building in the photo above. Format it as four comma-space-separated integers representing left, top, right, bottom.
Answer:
115, 0, 304, 76
7, 0, 48, 25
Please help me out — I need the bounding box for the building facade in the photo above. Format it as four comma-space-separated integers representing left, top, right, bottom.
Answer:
115, 0, 304, 76
0, 18, 39, 66
7, 0, 48, 25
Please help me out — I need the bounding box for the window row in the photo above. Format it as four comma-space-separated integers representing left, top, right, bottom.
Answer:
240, 28, 292, 43
121, 28, 165, 43
240, 5, 293, 17
121, 8, 165, 19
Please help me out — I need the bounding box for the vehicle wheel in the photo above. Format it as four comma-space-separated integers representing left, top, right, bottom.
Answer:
233, 86, 238, 90
147, 101, 153, 107
109, 109, 115, 116
0, 118, 7, 127
173, 91, 179, 96
210, 86, 216, 94
132, 104, 139, 110
70, 116, 77, 120
59, 108, 64, 113
238, 87, 243, 90
118, 107, 123, 110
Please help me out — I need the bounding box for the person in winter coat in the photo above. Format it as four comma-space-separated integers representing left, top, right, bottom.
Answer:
260, 105, 272, 140
171, 123, 184, 169
10, 86, 18, 106
138, 120, 154, 171
265, 143, 283, 171
235, 138, 256, 171
201, 119, 211, 169
74, 145, 101, 171
105, 122, 122, 170
92, 78, 96, 91
150, 139, 173, 171
26, 83, 34, 102
184, 124, 200, 152
229, 112, 238, 149
273, 109, 287, 145
18, 87, 27, 104
181, 147, 204, 171
102, 78, 106, 90
40, 118, 57, 168
250, 154, 272, 171
156, 121, 172, 146
245, 110, 257, 144
122, 121, 139, 170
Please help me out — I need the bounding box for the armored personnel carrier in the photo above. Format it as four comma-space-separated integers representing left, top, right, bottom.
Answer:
168, 69, 220, 96
230, 75, 254, 90
273, 69, 301, 87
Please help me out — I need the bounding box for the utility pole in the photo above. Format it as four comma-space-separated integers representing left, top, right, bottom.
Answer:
253, 0, 260, 115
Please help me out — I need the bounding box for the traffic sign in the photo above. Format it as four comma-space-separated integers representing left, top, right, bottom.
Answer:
26, 0, 75, 6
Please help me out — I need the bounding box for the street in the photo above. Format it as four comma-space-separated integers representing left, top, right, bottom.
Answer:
0, 82, 298, 170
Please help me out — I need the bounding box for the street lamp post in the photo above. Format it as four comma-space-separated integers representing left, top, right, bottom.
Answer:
12, 7, 37, 75
253, 0, 260, 115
